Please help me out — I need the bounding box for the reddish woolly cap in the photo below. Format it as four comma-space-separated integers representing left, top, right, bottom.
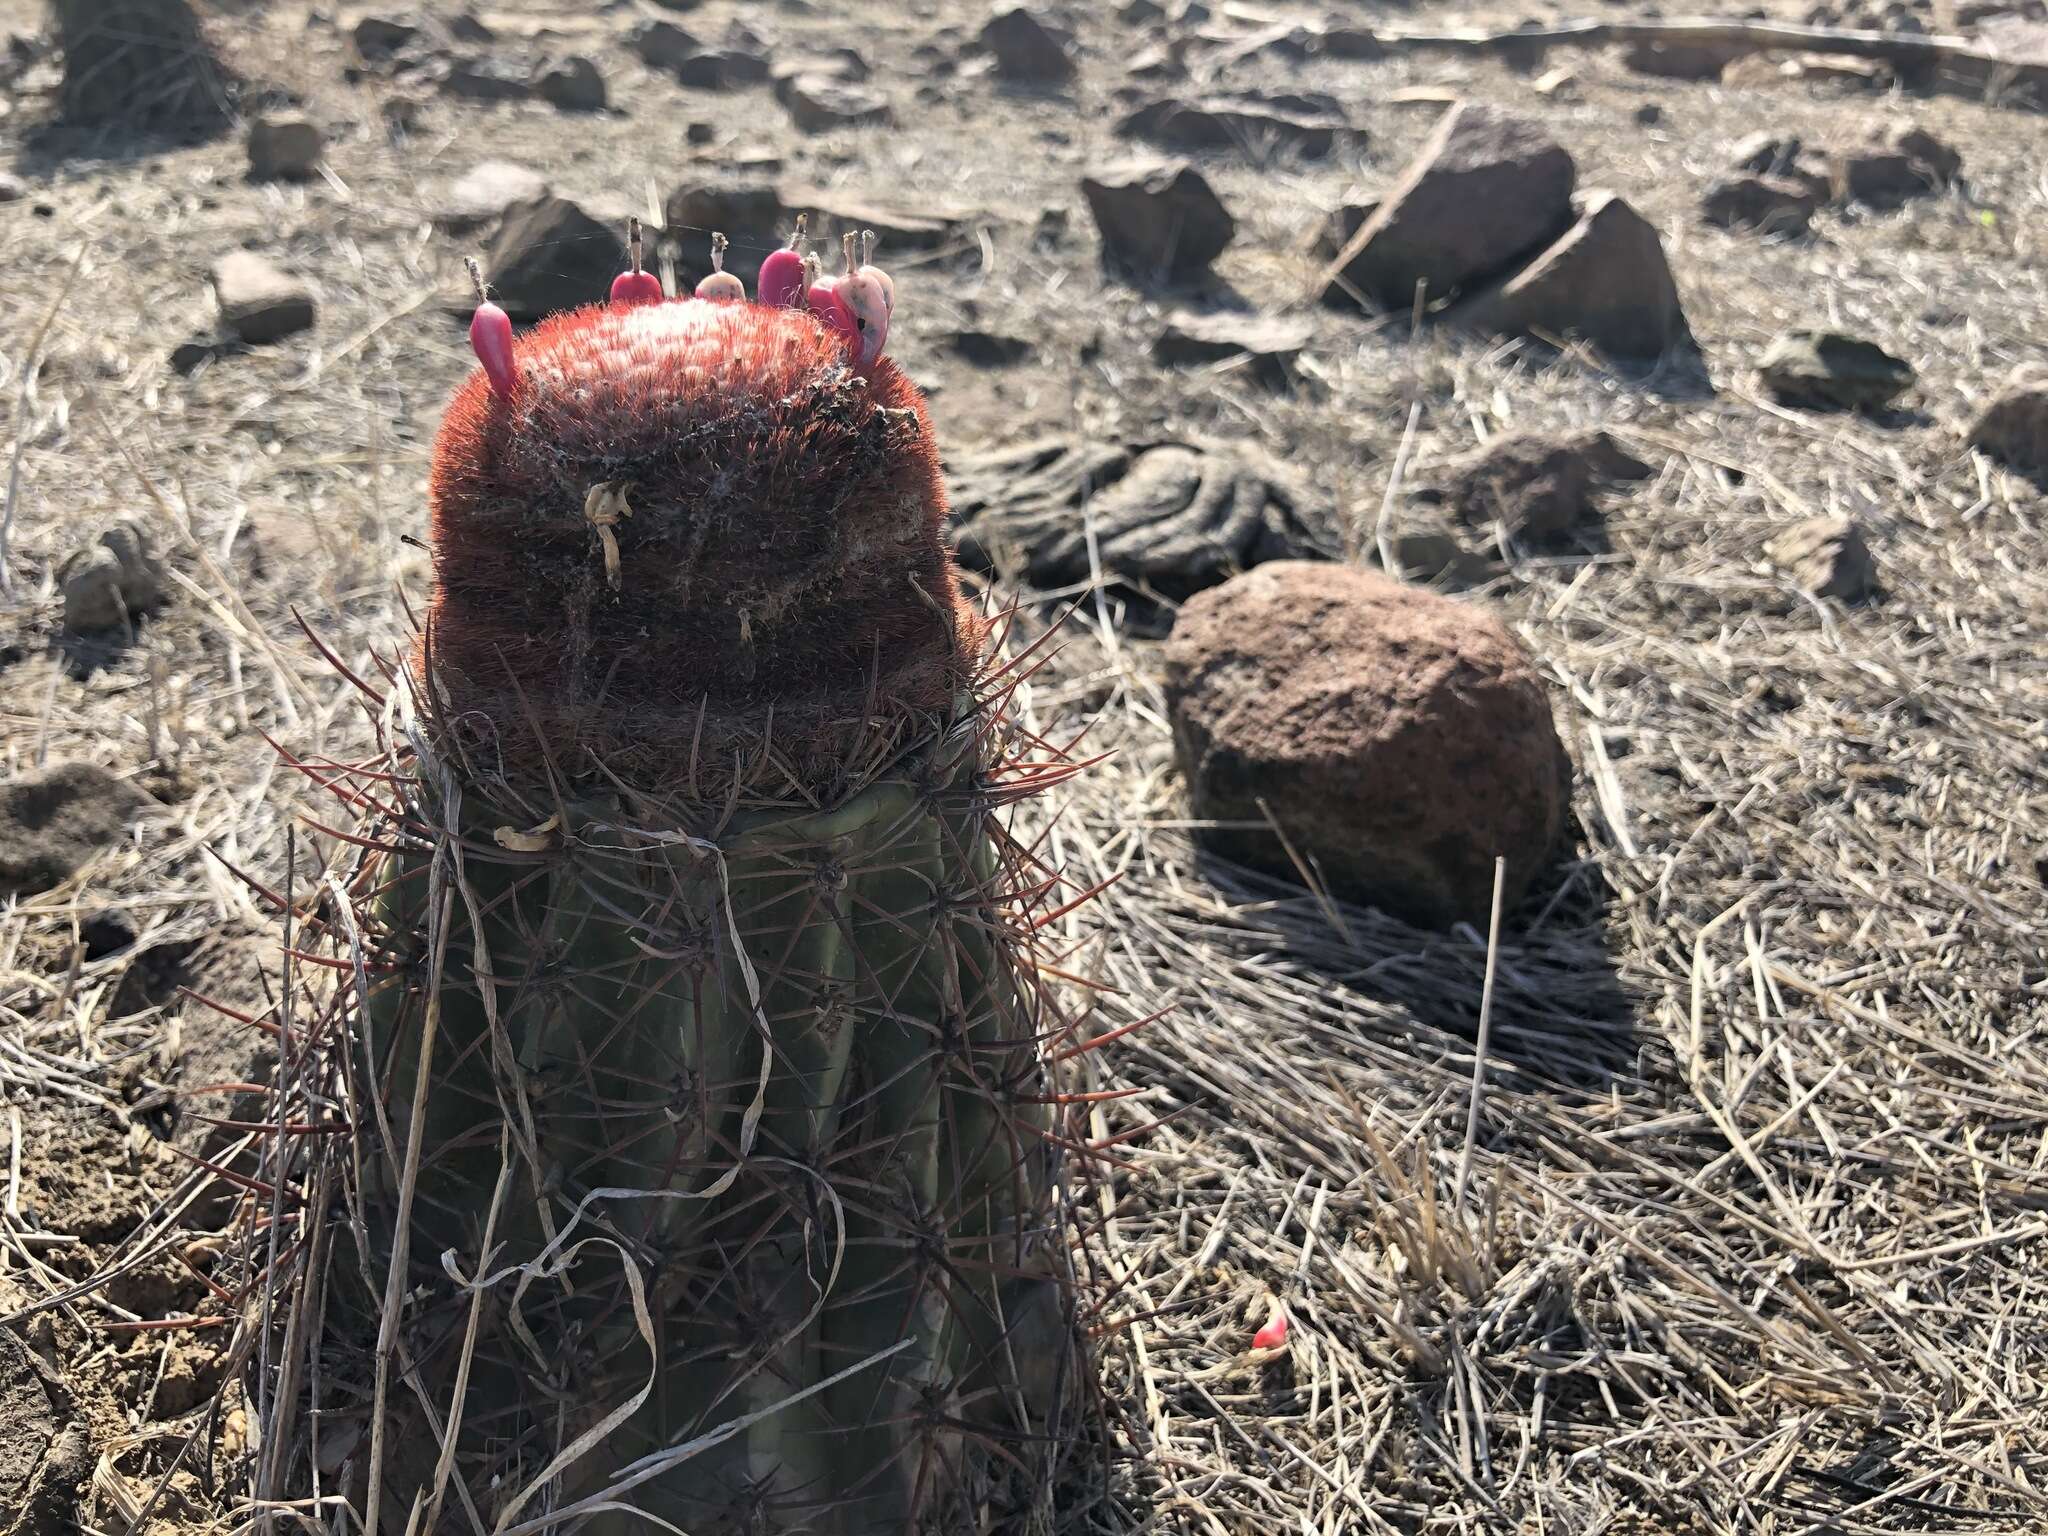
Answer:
421, 299, 982, 793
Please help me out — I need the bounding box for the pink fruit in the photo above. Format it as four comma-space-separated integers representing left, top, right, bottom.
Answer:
465, 258, 518, 400
806, 278, 858, 348
758, 215, 809, 308
610, 216, 663, 307
831, 231, 890, 370
695, 231, 746, 302
1251, 1309, 1288, 1351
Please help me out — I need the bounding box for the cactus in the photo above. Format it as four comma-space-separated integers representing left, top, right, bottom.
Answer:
309, 292, 1087, 1534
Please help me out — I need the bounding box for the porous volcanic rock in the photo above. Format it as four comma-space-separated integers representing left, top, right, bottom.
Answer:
1162, 562, 1571, 928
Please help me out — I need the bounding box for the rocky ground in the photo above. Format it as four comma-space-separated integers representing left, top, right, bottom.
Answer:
1, 0, 2047, 1531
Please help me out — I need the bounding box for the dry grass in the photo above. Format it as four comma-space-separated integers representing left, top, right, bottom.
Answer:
0, 0, 2045, 1530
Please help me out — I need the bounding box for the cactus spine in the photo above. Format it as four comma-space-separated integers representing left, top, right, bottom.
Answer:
319, 298, 1081, 1534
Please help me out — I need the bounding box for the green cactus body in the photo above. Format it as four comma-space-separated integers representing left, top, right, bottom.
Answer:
321, 298, 1080, 1532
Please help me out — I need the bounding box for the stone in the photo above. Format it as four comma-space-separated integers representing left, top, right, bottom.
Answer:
1758, 330, 1913, 411
435, 160, 548, 232
630, 19, 701, 70
211, 251, 316, 344
59, 521, 164, 635
1115, 96, 1352, 157
0, 763, 156, 898
1967, 366, 2048, 475
441, 54, 533, 101
1634, 102, 1665, 125
1152, 309, 1311, 386
1700, 174, 1820, 235
1891, 125, 1962, 184
168, 335, 243, 374
1310, 198, 1378, 262
1833, 148, 1944, 209
351, 14, 422, 61
980, 5, 1076, 81
1162, 562, 1570, 928
1456, 192, 1690, 360
782, 74, 892, 130
1623, 37, 1754, 78
665, 183, 786, 283
1384, 515, 1502, 586
448, 9, 493, 43
1429, 431, 1649, 540
671, 48, 771, 89
1767, 516, 1876, 600
1316, 104, 1575, 311
0, 174, 24, 204
1081, 159, 1236, 280
537, 54, 606, 111
948, 436, 1340, 600
770, 49, 871, 103
940, 329, 1035, 366
480, 196, 627, 322
245, 115, 323, 180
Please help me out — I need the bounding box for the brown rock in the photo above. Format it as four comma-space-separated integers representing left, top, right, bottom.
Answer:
211, 251, 316, 344
630, 18, 701, 70
1162, 562, 1570, 928
1317, 104, 1575, 311
1758, 330, 1913, 411
0, 763, 156, 898
1833, 146, 1949, 208
1968, 366, 2048, 475
1434, 431, 1648, 540
537, 54, 606, 111
1766, 516, 1876, 601
1081, 159, 1236, 280
1700, 174, 1820, 236
1455, 192, 1690, 359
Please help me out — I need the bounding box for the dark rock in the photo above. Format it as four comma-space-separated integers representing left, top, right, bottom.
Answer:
60, 521, 164, 635
1634, 102, 1664, 125
1429, 431, 1648, 540
1152, 309, 1311, 386
1833, 147, 1946, 208
1967, 365, 2048, 475
940, 329, 1036, 366
441, 54, 534, 101
211, 251, 316, 344
948, 436, 1340, 600
665, 184, 787, 284
1766, 516, 1876, 600
1081, 159, 1236, 280
671, 48, 771, 89
631, 19, 701, 70
245, 115, 324, 180
0, 763, 156, 899
1162, 562, 1570, 928
1125, 42, 1184, 78
1700, 173, 1820, 235
1384, 515, 1503, 586
1891, 124, 1962, 184
980, 5, 1076, 81
1116, 95, 1353, 158
0, 174, 24, 204
481, 196, 628, 322
351, 14, 422, 60
1623, 37, 1755, 78
435, 160, 548, 232
1316, 104, 1575, 311
782, 73, 892, 130
1456, 192, 1691, 359
1758, 330, 1913, 410
1314, 25, 1385, 59
770, 49, 871, 103
448, 9, 493, 43
537, 54, 606, 111
168, 335, 244, 375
